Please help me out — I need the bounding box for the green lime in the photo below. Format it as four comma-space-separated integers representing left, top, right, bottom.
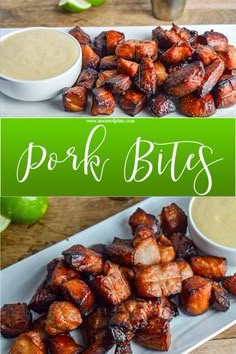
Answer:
58, 0, 91, 12
86, 0, 105, 6
1, 197, 49, 224
0, 215, 11, 232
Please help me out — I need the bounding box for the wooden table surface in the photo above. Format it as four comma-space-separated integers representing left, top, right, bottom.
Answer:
1, 197, 236, 353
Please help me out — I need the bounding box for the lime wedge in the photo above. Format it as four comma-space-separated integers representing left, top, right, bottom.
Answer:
59, 0, 92, 12
0, 215, 11, 232
86, 0, 105, 6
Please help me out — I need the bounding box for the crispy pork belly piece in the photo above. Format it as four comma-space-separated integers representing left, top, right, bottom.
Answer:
213, 74, 236, 108
94, 31, 125, 56
134, 57, 156, 95
100, 55, 119, 70
221, 273, 236, 296
215, 44, 236, 69
96, 69, 118, 88
135, 40, 158, 62
115, 40, 136, 60
179, 93, 216, 117
197, 58, 225, 97
82, 307, 109, 345
75, 68, 98, 91
133, 227, 161, 265
50, 259, 80, 288
152, 24, 198, 49
0, 303, 32, 338
48, 334, 84, 354
192, 45, 217, 66
210, 282, 230, 312
32, 315, 47, 341
119, 88, 147, 116
91, 88, 116, 115
176, 260, 194, 280
150, 94, 176, 117
197, 31, 228, 47
93, 32, 107, 56
167, 62, 188, 74
157, 234, 175, 263
135, 262, 182, 297
153, 61, 168, 86
117, 58, 139, 78
9, 331, 46, 354
61, 279, 94, 315
63, 244, 104, 275
81, 44, 100, 69
180, 275, 212, 315
129, 207, 160, 234
115, 340, 132, 354
135, 317, 171, 351
104, 74, 132, 94
92, 261, 131, 305
105, 238, 134, 266
160, 203, 187, 236
69, 26, 91, 45
151, 296, 179, 321
62, 87, 88, 112
160, 43, 193, 65
163, 61, 205, 97
168, 233, 199, 260
119, 266, 135, 282
45, 301, 82, 335
190, 256, 227, 280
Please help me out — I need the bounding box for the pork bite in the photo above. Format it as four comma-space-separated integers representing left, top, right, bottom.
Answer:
135, 40, 158, 62
129, 207, 160, 234
133, 226, 161, 265
91, 88, 116, 115
180, 275, 212, 315
221, 273, 236, 296
197, 57, 225, 97
117, 58, 139, 78
152, 24, 197, 49
153, 61, 168, 86
92, 261, 131, 305
81, 44, 100, 70
192, 45, 218, 66
32, 315, 47, 342
215, 44, 236, 70
48, 334, 84, 354
9, 330, 46, 354
152, 296, 179, 321
176, 259, 194, 281
160, 203, 188, 236
156, 234, 175, 263
160, 42, 193, 65
50, 259, 80, 288
119, 88, 147, 116
213, 74, 236, 108
105, 237, 134, 266
210, 282, 230, 312
75, 68, 98, 91
82, 307, 110, 345
168, 233, 199, 259
196, 30, 228, 47
134, 57, 156, 95
62, 86, 88, 112
69, 26, 91, 45
104, 74, 132, 94
190, 256, 227, 280
179, 93, 216, 117
96, 69, 118, 88
100, 55, 119, 70
0, 303, 32, 338
115, 40, 137, 61
150, 94, 176, 117
94, 30, 125, 56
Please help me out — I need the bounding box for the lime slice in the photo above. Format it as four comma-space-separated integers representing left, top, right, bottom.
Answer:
59, 0, 91, 12
86, 0, 105, 6
1, 197, 49, 224
0, 215, 11, 232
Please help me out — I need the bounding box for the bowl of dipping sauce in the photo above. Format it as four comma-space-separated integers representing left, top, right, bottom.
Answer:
188, 197, 236, 266
0, 27, 82, 101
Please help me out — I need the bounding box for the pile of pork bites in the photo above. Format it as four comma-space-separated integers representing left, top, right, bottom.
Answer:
1, 203, 236, 354
62, 25, 236, 117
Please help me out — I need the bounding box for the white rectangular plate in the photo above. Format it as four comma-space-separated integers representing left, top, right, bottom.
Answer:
1, 25, 236, 118
1, 197, 236, 353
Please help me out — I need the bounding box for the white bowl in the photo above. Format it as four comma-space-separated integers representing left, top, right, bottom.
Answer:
0, 27, 82, 102
188, 197, 236, 266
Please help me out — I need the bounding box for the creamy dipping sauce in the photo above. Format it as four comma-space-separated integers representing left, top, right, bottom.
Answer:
0, 29, 79, 80
192, 197, 236, 248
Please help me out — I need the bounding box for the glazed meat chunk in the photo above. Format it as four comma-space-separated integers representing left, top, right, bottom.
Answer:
117, 58, 139, 78
179, 93, 216, 117
129, 207, 160, 234
105, 238, 134, 266
9, 331, 46, 354
160, 43, 193, 65
104, 74, 132, 94
48, 334, 84, 354
63, 244, 104, 275
180, 275, 212, 315
92, 261, 131, 305
152, 24, 197, 49
75, 68, 98, 91
213, 74, 236, 108
94, 30, 125, 56
133, 226, 161, 265
81, 44, 100, 69
119, 88, 147, 116
192, 45, 218, 66
153, 296, 179, 321
96, 69, 118, 88
215, 45, 236, 70
100, 55, 118, 70
115, 40, 136, 61
190, 256, 227, 280
196, 30, 228, 47
150, 94, 176, 117
69, 26, 91, 45
32, 315, 47, 341
91, 88, 116, 115
160, 203, 188, 236
45, 301, 82, 335
221, 273, 236, 295
168, 233, 199, 259
134, 57, 156, 95
50, 259, 80, 288
156, 234, 175, 263
62, 86, 88, 112
135, 40, 158, 62
176, 259, 194, 281
82, 307, 109, 345
0, 303, 32, 338
153, 61, 168, 86
210, 282, 230, 312
197, 58, 225, 97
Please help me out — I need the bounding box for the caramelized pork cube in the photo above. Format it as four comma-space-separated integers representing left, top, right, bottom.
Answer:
117, 58, 139, 78
119, 89, 147, 116
91, 88, 116, 115
29, 279, 57, 314
153, 61, 168, 86
197, 31, 228, 47
96, 69, 118, 88
119, 266, 135, 282
176, 260, 194, 280
135, 262, 182, 297
213, 74, 236, 108
150, 94, 176, 117
100, 55, 118, 70
160, 203, 187, 236
69, 26, 91, 45
50, 260, 80, 288
134, 57, 156, 95
133, 227, 161, 265
75, 68, 98, 91
221, 273, 236, 296
192, 45, 217, 66
180, 275, 212, 315
154, 296, 179, 321
32, 315, 47, 342
160, 43, 193, 65
105, 238, 134, 266
210, 282, 230, 312
163, 61, 205, 97
157, 234, 175, 263
104, 74, 132, 94
215, 45, 236, 70
135, 317, 171, 351
129, 207, 160, 234
167, 62, 188, 74
9, 331, 46, 354
63, 244, 104, 275
168, 233, 199, 260
152, 24, 197, 49
135, 40, 158, 62
116, 40, 136, 61
115, 341, 132, 354
93, 31, 107, 56
62, 87, 87, 112
48, 334, 84, 354
106, 30, 125, 55
45, 301, 82, 335
0, 303, 32, 338
61, 279, 94, 315
197, 58, 225, 97
82, 307, 109, 345
190, 256, 227, 280
179, 93, 216, 117
92, 261, 131, 305
81, 44, 100, 69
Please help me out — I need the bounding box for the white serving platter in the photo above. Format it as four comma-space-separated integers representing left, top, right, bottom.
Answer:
0, 25, 236, 118
1, 196, 236, 353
